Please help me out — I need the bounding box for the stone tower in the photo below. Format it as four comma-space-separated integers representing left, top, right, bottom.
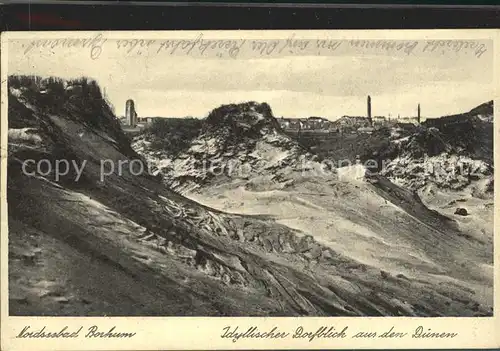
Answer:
367, 95, 372, 126
417, 103, 421, 124
125, 99, 137, 127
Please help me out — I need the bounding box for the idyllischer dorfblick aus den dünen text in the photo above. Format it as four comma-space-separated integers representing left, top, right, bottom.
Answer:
1, 30, 498, 351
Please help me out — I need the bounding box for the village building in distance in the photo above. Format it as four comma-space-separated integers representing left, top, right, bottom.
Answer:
118, 96, 422, 136
277, 96, 422, 134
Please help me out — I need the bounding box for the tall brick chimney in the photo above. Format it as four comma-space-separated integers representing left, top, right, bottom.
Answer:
367, 95, 372, 126
417, 103, 421, 124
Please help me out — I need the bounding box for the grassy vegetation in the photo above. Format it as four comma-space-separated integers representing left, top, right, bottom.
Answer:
9, 75, 111, 127
205, 102, 273, 127
8, 74, 136, 158
142, 117, 203, 156
286, 127, 401, 170
424, 112, 493, 164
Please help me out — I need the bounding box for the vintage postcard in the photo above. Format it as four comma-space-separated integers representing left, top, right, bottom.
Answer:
1, 29, 499, 350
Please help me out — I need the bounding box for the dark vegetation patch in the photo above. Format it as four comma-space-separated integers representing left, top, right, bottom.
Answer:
285, 127, 404, 172
205, 101, 274, 128
142, 117, 203, 157
8, 74, 136, 158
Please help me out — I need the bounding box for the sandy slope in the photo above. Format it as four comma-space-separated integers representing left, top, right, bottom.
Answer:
187, 174, 493, 308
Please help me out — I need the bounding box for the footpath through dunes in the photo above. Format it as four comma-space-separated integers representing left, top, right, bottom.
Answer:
135, 100, 493, 316
7, 76, 493, 316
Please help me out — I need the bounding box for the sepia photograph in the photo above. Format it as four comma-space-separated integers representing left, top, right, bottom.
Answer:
4, 33, 495, 319
1, 29, 499, 351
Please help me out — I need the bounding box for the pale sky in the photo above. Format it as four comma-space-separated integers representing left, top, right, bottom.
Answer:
8, 37, 494, 120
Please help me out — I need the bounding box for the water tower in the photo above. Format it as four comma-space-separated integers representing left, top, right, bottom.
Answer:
125, 99, 137, 127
